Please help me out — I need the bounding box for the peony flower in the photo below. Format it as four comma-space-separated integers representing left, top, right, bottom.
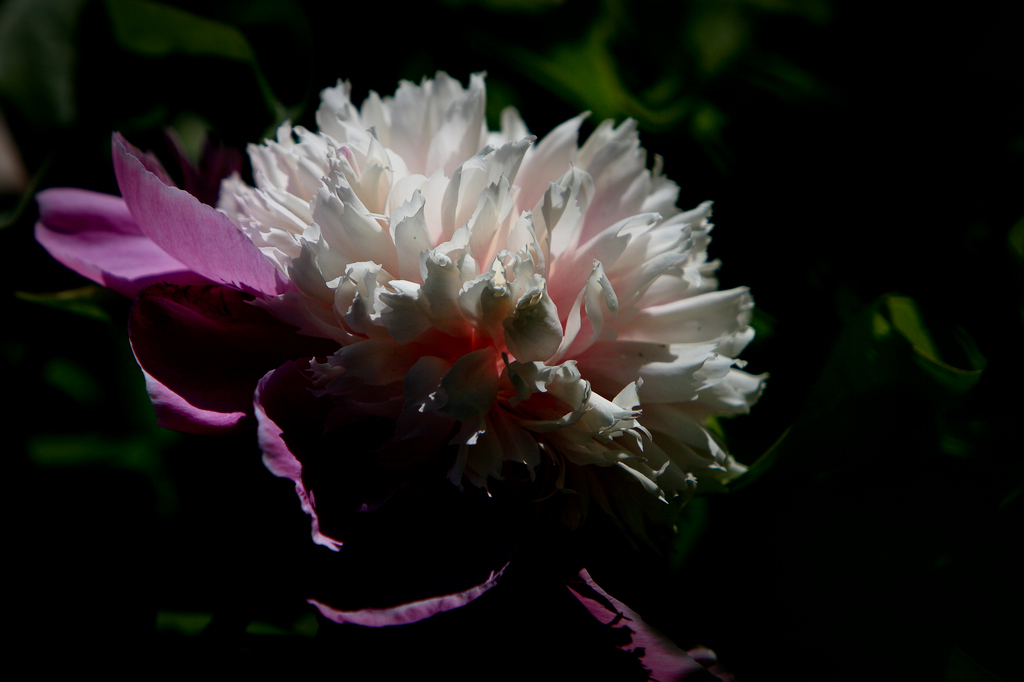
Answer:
34, 72, 764, 652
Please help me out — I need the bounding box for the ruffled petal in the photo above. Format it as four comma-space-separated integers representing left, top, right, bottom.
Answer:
34, 188, 208, 297
576, 340, 736, 404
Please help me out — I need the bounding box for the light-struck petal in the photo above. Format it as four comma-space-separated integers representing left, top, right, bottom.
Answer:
502, 275, 562, 363
576, 340, 737, 404
35, 72, 768, 633
112, 133, 290, 297
34, 188, 209, 297
618, 287, 754, 345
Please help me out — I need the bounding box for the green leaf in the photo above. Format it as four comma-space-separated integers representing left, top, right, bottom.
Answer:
728, 294, 986, 489
749, 306, 777, 342
669, 496, 709, 569
440, 0, 562, 11
883, 295, 940, 359
689, 6, 750, 75
1008, 214, 1024, 263
0, 0, 88, 127
103, 0, 295, 124
500, 4, 689, 130
43, 357, 104, 405
883, 295, 985, 399
156, 611, 214, 636
16, 285, 116, 322
105, 0, 253, 61
244, 620, 290, 636
1, 152, 51, 230
727, 426, 789, 493
29, 433, 158, 472
943, 647, 1004, 682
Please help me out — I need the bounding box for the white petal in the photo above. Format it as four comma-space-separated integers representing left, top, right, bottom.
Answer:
618, 287, 753, 344
503, 274, 562, 363
516, 112, 588, 212
390, 191, 431, 282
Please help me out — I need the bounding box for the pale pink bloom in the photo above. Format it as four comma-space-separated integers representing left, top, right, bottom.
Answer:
35, 73, 763, 654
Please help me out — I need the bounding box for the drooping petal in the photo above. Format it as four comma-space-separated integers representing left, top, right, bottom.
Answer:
255, 360, 342, 550
112, 133, 290, 297
309, 563, 507, 627
568, 569, 728, 681
129, 283, 335, 433
34, 188, 209, 297
638, 403, 748, 490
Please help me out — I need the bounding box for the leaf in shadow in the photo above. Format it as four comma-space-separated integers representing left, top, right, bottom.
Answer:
731, 293, 985, 490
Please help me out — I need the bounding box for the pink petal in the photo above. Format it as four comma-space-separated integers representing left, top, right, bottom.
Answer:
111, 133, 290, 297
34, 188, 208, 297
308, 562, 508, 627
129, 283, 336, 434
254, 360, 342, 550
568, 569, 728, 681
255, 360, 520, 623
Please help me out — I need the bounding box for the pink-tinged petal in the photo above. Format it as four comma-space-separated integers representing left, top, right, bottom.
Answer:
568, 569, 727, 681
139, 368, 249, 434
255, 358, 518, 621
34, 188, 208, 297
254, 360, 342, 550
309, 562, 508, 627
111, 133, 290, 297
129, 283, 336, 434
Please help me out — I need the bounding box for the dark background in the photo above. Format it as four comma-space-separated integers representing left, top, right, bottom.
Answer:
3, 0, 1021, 678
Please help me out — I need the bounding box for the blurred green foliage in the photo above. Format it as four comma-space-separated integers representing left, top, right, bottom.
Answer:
3, 0, 1021, 679
0, 0, 87, 128
732, 294, 987, 492
15, 284, 115, 321
104, 0, 298, 125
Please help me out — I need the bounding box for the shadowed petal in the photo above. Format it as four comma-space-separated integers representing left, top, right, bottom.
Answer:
568, 569, 728, 681
35, 188, 208, 297
255, 360, 342, 550
309, 562, 508, 627
112, 133, 290, 297
129, 283, 336, 434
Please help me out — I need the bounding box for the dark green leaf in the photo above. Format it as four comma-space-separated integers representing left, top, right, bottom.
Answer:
943, 647, 1004, 682
728, 294, 986, 489
103, 0, 295, 124
43, 357, 104, 405
0, 0, 87, 127
105, 0, 253, 61
156, 611, 214, 636
16, 285, 116, 322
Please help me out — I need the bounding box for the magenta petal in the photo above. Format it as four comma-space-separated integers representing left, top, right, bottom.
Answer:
568, 569, 726, 681
129, 284, 336, 434
111, 133, 290, 297
255, 360, 342, 550
35, 188, 209, 297
308, 563, 508, 627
